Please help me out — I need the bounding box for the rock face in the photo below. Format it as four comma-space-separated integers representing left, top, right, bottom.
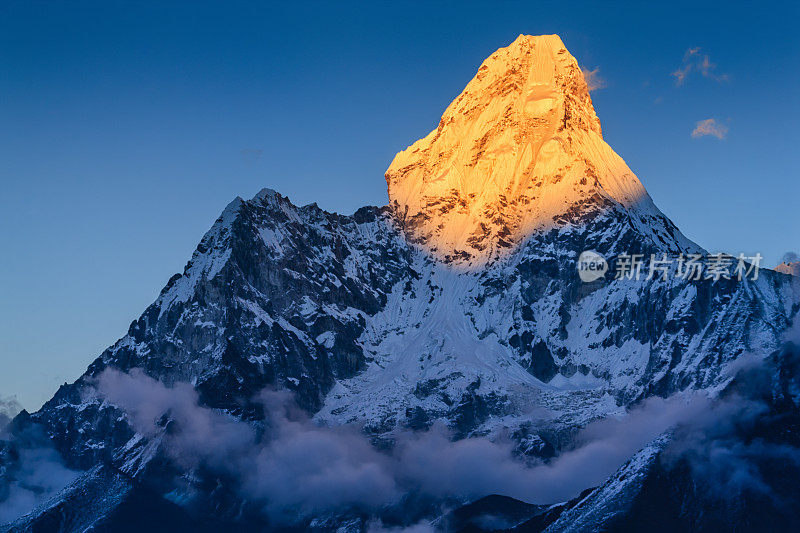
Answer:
2, 34, 799, 530
386, 34, 696, 264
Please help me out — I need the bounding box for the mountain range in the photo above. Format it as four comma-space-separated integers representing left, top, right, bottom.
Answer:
2, 34, 799, 532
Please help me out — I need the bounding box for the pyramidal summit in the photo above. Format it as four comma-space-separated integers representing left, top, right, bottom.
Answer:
387, 34, 697, 264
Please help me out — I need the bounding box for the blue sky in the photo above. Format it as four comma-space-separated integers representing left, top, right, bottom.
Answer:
1, 1, 798, 410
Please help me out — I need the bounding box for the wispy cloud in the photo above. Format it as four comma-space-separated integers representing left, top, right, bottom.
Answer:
0, 420, 81, 524
581, 66, 607, 92
1, 362, 781, 527
89, 368, 749, 524
673, 48, 728, 86
692, 118, 728, 139
0, 396, 22, 435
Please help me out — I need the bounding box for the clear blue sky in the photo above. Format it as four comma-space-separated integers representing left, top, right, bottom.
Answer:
1, 1, 798, 410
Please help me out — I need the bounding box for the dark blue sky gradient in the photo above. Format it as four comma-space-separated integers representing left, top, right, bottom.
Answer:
1, 1, 798, 409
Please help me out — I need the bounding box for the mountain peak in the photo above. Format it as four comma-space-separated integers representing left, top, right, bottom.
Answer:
776, 261, 800, 277
386, 35, 688, 264
473, 33, 603, 136
504, 33, 569, 57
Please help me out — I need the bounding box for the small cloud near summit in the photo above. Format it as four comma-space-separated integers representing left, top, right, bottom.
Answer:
673, 47, 728, 86
581, 66, 607, 92
692, 118, 728, 139
0, 395, 22, 434
782, 252, 799, 264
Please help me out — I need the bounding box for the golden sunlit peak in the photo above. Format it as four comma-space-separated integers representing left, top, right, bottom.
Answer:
508, 33, 567, 50
385, 34, 660, 265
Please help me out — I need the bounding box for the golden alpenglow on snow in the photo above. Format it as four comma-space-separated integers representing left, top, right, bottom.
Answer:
386, 34, 690, 265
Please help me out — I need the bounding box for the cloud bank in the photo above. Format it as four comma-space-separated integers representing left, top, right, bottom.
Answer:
93, 368, 736, 523
6, 348, 799, 528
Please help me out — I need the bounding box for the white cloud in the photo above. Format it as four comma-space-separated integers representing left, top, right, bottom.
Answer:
91, 368, 726, 521
0, 446, 80, 523
692, 118, 728, 139
673, 48, 728, 86
581, 66, 607, 92
0, 396, 22, 436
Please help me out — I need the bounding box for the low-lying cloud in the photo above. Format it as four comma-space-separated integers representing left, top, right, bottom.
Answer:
664, 336, 800, 505
5, 348, 798, 528
92, 368, 746, 523
0, 443, 80, 524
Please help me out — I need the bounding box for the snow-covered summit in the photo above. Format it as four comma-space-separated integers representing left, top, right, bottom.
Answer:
386, 34, 697, 264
